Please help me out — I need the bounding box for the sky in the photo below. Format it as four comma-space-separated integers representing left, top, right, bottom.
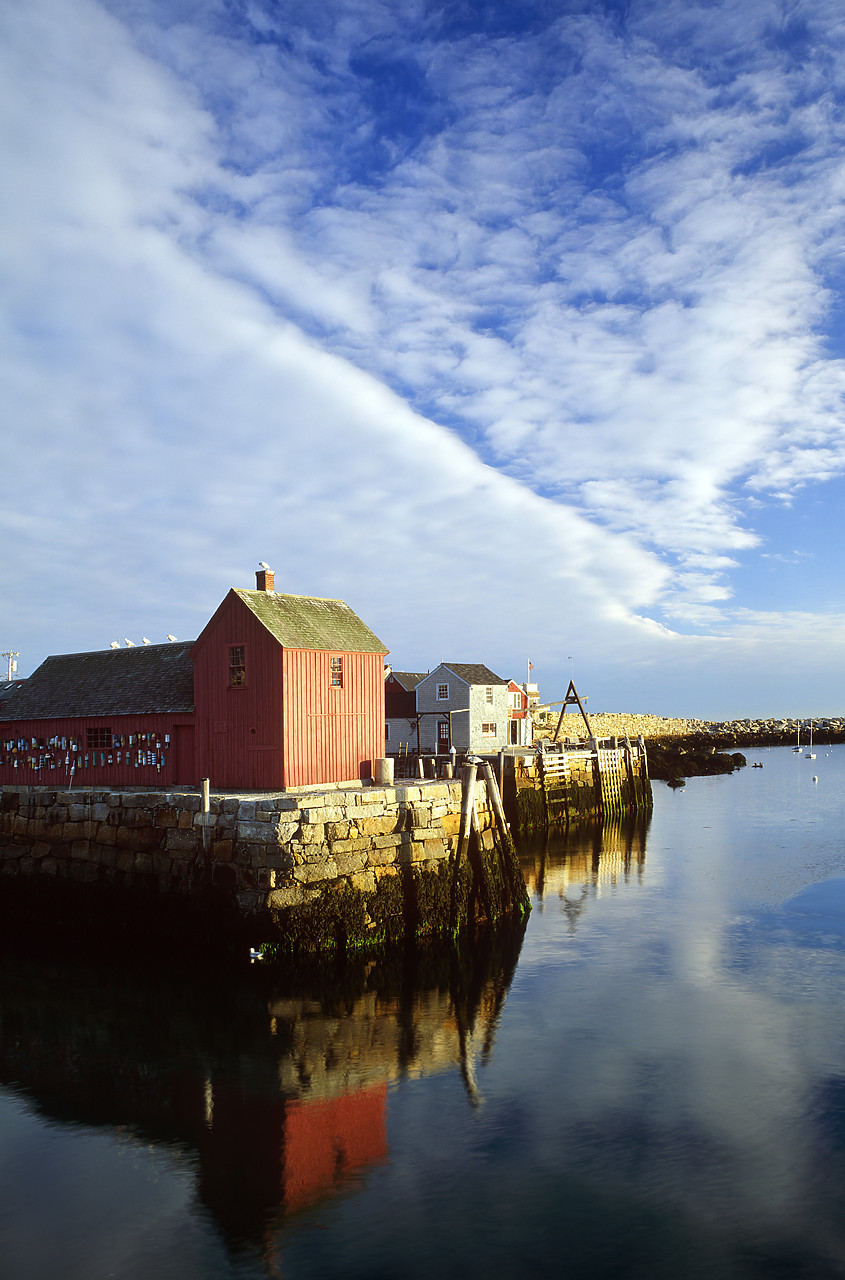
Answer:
2, 0, 845, 720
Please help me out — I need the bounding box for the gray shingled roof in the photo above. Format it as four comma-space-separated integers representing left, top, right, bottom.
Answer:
234, 590, 388, 653
388, 671, 428, 691
0, 681, 24, 707
438, 663, 507, 686
0, 642, 195, 720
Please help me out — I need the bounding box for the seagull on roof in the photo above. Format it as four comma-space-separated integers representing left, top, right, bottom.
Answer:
110, 641, 120, 648
259, 561, 272, 570
142, 637, 151, 645
166, 634, 177, 642
125, 638, 136, 647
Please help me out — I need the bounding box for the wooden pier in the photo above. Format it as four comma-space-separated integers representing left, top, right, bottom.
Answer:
512, 735, 651, 830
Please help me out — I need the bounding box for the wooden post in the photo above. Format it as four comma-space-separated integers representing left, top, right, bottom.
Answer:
201, 777, 211, 850
480, 760, 509, 846
497, 749, 505, 799
458, 760, 479, 860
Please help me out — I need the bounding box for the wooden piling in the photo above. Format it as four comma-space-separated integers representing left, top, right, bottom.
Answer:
458, 760, 479, 861
481, 760, 510, 847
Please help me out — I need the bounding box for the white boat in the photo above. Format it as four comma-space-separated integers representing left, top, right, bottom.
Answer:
805, 720, 816, 759
793, 721, 801, 752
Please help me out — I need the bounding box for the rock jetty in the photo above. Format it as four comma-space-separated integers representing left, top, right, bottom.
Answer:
567, 712, 845, 746
544, 712, 845, 785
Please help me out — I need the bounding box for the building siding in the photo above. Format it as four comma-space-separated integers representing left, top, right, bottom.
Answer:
283, 649, 385, 789
416, 665, 509, 754
192, 592, 286, 791
0, 712, 196, 788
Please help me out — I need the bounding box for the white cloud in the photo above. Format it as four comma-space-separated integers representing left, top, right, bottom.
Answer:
3, 0, 845, 716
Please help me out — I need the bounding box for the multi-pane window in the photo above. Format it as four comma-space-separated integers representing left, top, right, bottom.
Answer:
229, 645, 246, 687
485, 686, 494, 704
86, 727, 112, 750
330, 657, 344, 687
436, 683, 449, 700
481, 723, 497, 737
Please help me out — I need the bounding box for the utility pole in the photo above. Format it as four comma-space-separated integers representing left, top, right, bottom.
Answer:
2, 652, 18, 682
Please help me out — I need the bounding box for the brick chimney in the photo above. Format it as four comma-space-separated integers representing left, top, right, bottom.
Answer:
256, 567, 275, 592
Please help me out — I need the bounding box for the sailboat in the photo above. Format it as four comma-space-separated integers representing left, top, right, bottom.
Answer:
793, 721, 801, 753
805, 720, 816, 760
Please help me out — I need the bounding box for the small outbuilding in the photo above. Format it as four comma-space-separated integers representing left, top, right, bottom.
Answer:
384, 670, 427, 756
191, 568, 389, 790
507, 680, 532, 746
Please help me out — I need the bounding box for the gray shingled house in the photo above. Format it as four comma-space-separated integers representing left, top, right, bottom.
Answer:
414, 663, 509, 754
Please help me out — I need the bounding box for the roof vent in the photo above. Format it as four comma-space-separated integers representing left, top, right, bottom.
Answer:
256, 563, 275, 593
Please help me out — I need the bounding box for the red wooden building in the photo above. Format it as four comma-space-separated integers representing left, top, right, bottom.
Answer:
0, 569, 389, 792
0, 642, 196, 789
191, 568, 388, 790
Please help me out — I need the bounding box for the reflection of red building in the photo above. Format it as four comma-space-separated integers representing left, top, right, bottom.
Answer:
282, 1087, 389, 1212
195, 1081, 390, 1246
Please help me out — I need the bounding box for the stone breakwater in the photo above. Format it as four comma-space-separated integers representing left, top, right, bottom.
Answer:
0, 781, 527, 953
547, 713, 845, 745
692, 716, 845, 744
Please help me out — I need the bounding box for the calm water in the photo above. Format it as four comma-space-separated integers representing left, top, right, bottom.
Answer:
3, 746, 845, 1279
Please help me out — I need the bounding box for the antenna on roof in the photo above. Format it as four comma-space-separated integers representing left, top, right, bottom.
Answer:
110, 641, 120, 649
166, 635, 177, 642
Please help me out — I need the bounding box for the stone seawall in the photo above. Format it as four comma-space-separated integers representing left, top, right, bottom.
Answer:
0, 780, 527, 953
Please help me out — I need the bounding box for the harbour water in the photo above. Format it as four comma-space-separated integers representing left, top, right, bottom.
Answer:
2, 745, 845, 1278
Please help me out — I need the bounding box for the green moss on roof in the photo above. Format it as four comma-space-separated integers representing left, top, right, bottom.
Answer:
235, 590, 388, 653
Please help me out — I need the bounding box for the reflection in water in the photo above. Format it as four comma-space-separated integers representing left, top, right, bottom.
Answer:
0, 923, 524, 1264
6, 756, 845, 1278
519, 814, 649, 930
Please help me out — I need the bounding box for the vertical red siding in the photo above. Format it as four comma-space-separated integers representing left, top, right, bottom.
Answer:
0, 713, 195, 788
192, 592, 285, 791
283, 649, 385, 789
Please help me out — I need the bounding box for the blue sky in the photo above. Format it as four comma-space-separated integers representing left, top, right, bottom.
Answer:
3, 0, 845, 719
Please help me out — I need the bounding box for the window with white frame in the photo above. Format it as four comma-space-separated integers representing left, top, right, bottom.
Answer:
481, 723, 496, 737
436, 683, 449, 700
485, 686, 493, 704
229, 645, 246, 687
